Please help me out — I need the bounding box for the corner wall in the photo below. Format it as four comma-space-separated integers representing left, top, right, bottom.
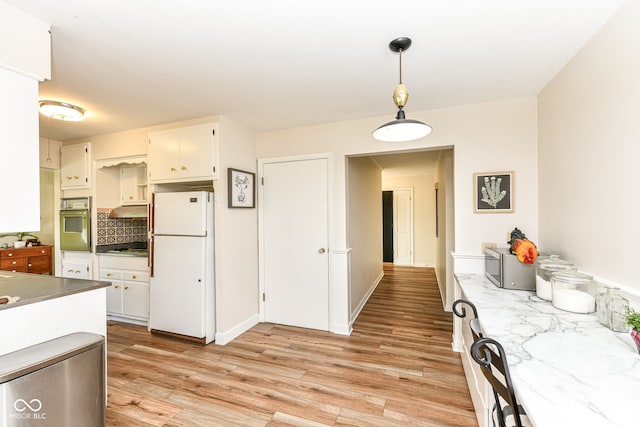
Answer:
346, 156, 383, 320
538, 0, 640, 293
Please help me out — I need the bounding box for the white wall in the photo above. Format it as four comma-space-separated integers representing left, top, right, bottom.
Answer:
212, 115, 259, 342
538, 0, 640, 292
382, 173, 436, 267
347, 156, 383, 318
257, 96, 538, 311
435, 149, 455, 307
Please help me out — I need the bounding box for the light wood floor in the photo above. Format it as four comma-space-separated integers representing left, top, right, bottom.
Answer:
106, 265, 478, 426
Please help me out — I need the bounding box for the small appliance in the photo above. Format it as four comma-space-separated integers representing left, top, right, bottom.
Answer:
485, 247, 539, 290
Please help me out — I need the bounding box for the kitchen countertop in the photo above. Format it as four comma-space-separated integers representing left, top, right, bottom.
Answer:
0, 272, 109, 311
456, 273, 640, 427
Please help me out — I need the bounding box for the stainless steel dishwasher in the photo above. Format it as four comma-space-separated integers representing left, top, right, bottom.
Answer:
0, 332, 105, 427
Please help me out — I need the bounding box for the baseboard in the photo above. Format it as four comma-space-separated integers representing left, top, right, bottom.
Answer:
214, 313, 260, 345
331, 322, 352, 336
349, 270, 384, 330
107, 314, 147, 327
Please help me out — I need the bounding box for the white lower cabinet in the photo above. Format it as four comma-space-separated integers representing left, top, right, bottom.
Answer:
454, 281, 493, 427
100, 256, 149, 324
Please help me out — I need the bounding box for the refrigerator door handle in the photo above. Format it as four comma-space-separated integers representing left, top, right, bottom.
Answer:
149, 235, 155, 277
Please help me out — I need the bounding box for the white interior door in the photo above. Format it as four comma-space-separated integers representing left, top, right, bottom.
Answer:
394, 189, 413, 266
261, 157, 329, 330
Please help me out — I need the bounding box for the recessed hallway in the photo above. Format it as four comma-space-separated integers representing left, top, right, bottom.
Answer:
106, 265, 477, 426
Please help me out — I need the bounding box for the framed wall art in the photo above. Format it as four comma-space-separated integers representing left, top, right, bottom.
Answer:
228, 168, 255, 208
473, 171, 514, 213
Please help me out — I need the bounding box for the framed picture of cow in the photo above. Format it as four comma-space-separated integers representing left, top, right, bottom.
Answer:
228, 168, 256, 208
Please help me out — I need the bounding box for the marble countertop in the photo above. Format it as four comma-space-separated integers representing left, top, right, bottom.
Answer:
0, 272, 109, 311
456, 273, 640, 427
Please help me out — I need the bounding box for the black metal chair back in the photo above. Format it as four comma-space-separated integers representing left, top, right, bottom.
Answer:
452, 299, 483, 340
471, 337, 526, 427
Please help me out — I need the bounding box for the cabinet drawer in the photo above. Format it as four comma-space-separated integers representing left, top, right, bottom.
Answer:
1, 258, 27, 269
29, 246, 52, 256
100, 269, 123, 280
123, 271, 149, 282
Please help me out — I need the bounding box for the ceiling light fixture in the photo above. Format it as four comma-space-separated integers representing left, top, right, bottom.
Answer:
39, 100, 86, 121
372, 37, 432, 142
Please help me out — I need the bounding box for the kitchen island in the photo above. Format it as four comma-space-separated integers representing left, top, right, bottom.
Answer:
455, 274, 639, 427
0, 272, 108, 356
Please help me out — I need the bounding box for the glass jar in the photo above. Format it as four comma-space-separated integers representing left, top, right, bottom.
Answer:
550, 270, 595, 313
596, 286, 629, 332
535, 255, 574, 301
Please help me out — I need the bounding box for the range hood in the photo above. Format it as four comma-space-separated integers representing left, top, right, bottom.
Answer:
108, 205, 147, 219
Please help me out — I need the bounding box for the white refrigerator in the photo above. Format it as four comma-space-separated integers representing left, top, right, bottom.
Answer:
149, 191, 215, 344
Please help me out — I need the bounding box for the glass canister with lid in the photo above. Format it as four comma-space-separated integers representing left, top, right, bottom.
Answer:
550, 270, 595, 313
596, 286, 629, 332
535, 255, 574, 301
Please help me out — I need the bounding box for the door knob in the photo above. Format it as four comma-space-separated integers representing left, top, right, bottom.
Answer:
318, 248, 326, 254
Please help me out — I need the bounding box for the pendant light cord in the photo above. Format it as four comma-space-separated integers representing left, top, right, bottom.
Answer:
398, 48, 403, 84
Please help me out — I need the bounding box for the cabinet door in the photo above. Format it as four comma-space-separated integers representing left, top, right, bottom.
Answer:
123, 281, 149, 318
148, 123, 218, 183
120, 165, 147, 205
148, 129, 181, 182
106, 281, 124, 314
179, 123, 217, 180
26, 255, 51, 274
61, 261, 91, 279
61, 143, 91, 189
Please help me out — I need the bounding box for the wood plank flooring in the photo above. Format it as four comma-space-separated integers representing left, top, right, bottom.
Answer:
106, 265, 478, 426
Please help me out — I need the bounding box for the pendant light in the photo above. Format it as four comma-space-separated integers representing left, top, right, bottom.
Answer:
373, 37, 432, 142
39, 100, 86, 121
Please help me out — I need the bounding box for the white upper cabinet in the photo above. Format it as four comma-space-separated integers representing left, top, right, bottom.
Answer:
60, 142, 91, 190
148, 122, 219, 183
120, 164, 147, 205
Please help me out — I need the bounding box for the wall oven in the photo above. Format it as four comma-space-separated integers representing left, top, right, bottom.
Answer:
60, 197, 91, 252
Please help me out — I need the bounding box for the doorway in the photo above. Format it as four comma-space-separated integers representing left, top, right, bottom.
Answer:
382, 188, 413, 266
382, 191, 393, 262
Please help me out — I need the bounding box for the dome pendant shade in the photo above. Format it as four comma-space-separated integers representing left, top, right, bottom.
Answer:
372, 109, 432, 142
373, 37, 431, 142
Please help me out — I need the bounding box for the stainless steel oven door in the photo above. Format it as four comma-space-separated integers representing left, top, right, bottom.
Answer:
60, 210, 91, 251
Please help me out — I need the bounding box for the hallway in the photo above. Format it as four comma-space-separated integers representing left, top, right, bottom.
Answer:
106, 265, 477, 426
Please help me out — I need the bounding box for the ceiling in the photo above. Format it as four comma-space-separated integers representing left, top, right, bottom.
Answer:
7, 0, 625, 143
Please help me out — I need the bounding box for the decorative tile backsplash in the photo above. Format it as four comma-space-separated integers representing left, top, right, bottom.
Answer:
96, 210, 147, 245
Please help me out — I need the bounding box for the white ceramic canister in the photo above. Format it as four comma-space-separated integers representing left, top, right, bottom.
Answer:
550, 270, 595, 313
535, 255, 574, 301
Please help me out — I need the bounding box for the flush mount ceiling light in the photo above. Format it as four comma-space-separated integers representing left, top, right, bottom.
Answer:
39, 100, 86, 121
372, 37, 432, 142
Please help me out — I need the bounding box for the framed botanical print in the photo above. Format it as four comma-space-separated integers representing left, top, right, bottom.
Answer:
473, 171, 513, 213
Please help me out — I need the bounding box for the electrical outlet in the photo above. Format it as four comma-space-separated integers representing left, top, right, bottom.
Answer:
481, 242, 497, 254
